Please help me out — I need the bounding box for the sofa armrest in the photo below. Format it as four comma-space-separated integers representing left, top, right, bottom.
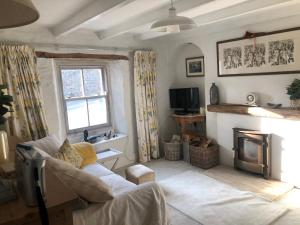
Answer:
116, 182, 162, 197
73, 182, 170, 225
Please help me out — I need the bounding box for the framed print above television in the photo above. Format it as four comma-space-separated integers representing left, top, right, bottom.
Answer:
186, 56, 205, 77
217, 27, 300, 77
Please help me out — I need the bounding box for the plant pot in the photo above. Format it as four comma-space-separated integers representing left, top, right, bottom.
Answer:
290, 99, 300, 109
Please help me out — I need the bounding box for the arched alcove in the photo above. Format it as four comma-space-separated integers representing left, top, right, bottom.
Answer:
171, 42, 206, 107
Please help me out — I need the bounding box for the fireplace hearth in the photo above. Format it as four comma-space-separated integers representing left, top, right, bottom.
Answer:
233, 128, 271, 179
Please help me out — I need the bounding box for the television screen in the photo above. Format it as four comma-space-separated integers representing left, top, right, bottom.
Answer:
169, 88, 200, 113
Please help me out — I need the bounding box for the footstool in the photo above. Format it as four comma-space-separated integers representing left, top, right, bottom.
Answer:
125, 164, 155, 185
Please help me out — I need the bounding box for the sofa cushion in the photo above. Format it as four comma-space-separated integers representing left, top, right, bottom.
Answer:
46, 157, 114, 203
101, 174, 136, 195
25, 134, 61, 156
72, 142, 97, 168
56, 139, 83, 168
82, 163, 114, 177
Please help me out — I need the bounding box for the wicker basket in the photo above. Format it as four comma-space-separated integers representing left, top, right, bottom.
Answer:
163, 140, 182, 161
189, 141, 219, 169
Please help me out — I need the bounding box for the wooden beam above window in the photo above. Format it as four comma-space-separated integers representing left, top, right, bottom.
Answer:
35, 51, 129, 60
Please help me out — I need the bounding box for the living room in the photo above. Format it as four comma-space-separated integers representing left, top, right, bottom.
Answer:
0, 1, 300, 225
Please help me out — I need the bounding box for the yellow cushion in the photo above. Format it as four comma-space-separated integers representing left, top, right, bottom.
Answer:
55, 139, 83, 168
72, 142, 97, 168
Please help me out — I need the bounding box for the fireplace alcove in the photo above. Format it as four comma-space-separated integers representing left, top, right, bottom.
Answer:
233, 128, 271, 179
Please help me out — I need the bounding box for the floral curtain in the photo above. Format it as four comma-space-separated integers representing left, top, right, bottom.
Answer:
134, 51, 159, 162
0, 45, 48, 141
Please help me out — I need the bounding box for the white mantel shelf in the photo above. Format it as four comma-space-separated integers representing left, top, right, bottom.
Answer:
207, 104, 300, 120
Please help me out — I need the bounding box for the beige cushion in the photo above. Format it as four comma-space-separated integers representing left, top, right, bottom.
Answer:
125, 164, 155, 185
55, 139, 83, 168
101, 174, 136, 195
46, 157, 114, 203
82, 163, 114, 178
24, 135, 61, 157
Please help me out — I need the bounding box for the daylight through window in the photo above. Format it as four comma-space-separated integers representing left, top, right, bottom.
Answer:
60, 67, 109, 131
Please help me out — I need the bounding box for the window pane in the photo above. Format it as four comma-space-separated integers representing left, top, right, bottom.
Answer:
61, 69, 84, 98
83, 69, 105, 96
66, 100, 88, 130
88, 98, 107, 126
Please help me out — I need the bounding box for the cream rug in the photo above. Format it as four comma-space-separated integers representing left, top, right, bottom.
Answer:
159, 171, 288, 225
203, 165, 294, 201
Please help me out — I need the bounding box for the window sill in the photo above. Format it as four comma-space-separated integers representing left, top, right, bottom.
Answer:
93, 133, 128, 151
67, 125, 112, 135
67, 126, 113, 143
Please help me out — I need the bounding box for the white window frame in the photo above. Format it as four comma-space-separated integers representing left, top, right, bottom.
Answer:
57, 60, 111, 134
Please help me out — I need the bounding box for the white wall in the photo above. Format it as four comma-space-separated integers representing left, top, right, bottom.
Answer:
172, 43, 205, 107
148, 41, 207, 149
149, 15, 300, 187
36, 48, 137, 168
195, 28, 300, 187
109, 59, 137, 166
37, 58, 66, 140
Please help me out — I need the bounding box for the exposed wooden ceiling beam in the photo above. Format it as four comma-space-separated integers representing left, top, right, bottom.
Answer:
193, 0, 295, 26
137, 0, 295, 40
51, 0, 134, 37
196, 0, 300, 34
96, 0, 214, 40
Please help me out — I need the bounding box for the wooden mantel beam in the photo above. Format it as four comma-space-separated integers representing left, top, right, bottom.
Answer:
207, 104, 300, 120
35, 51, 129, 61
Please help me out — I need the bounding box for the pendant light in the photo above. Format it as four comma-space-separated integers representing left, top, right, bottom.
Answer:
151, 0, 196, 33
0, 0, 39, 29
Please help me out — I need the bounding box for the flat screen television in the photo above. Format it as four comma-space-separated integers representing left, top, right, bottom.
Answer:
169, 87, 200, 114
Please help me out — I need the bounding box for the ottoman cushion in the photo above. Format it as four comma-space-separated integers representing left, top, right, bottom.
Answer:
125, 164, 155, 185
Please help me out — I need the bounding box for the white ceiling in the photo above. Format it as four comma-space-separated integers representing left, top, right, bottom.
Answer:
32, 0, 95, 26
84, 0, 173, 31
2, 0, 300, 46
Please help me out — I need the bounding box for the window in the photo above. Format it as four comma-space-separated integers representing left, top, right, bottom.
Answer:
59, 66, 110, 132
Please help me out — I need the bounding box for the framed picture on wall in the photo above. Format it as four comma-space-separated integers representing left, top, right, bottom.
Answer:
186, 56, 205, 77
217, 27, 300, 77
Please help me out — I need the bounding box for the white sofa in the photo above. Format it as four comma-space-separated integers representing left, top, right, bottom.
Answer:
25, 135, 169, 225
74, 163, 169, 225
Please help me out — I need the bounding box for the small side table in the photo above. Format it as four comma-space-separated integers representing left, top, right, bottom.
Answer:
173, 114, 206, 135
96, 148, 123, 170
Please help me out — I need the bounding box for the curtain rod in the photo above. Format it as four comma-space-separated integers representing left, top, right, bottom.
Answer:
35, 51, 129, 60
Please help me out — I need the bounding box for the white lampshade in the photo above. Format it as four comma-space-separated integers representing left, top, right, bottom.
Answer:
151, 7, 196, 33
0, 131, 9, 164
0, 0, 39, 29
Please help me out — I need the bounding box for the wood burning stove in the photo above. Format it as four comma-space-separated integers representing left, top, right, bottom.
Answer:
233, 128, 271, 179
